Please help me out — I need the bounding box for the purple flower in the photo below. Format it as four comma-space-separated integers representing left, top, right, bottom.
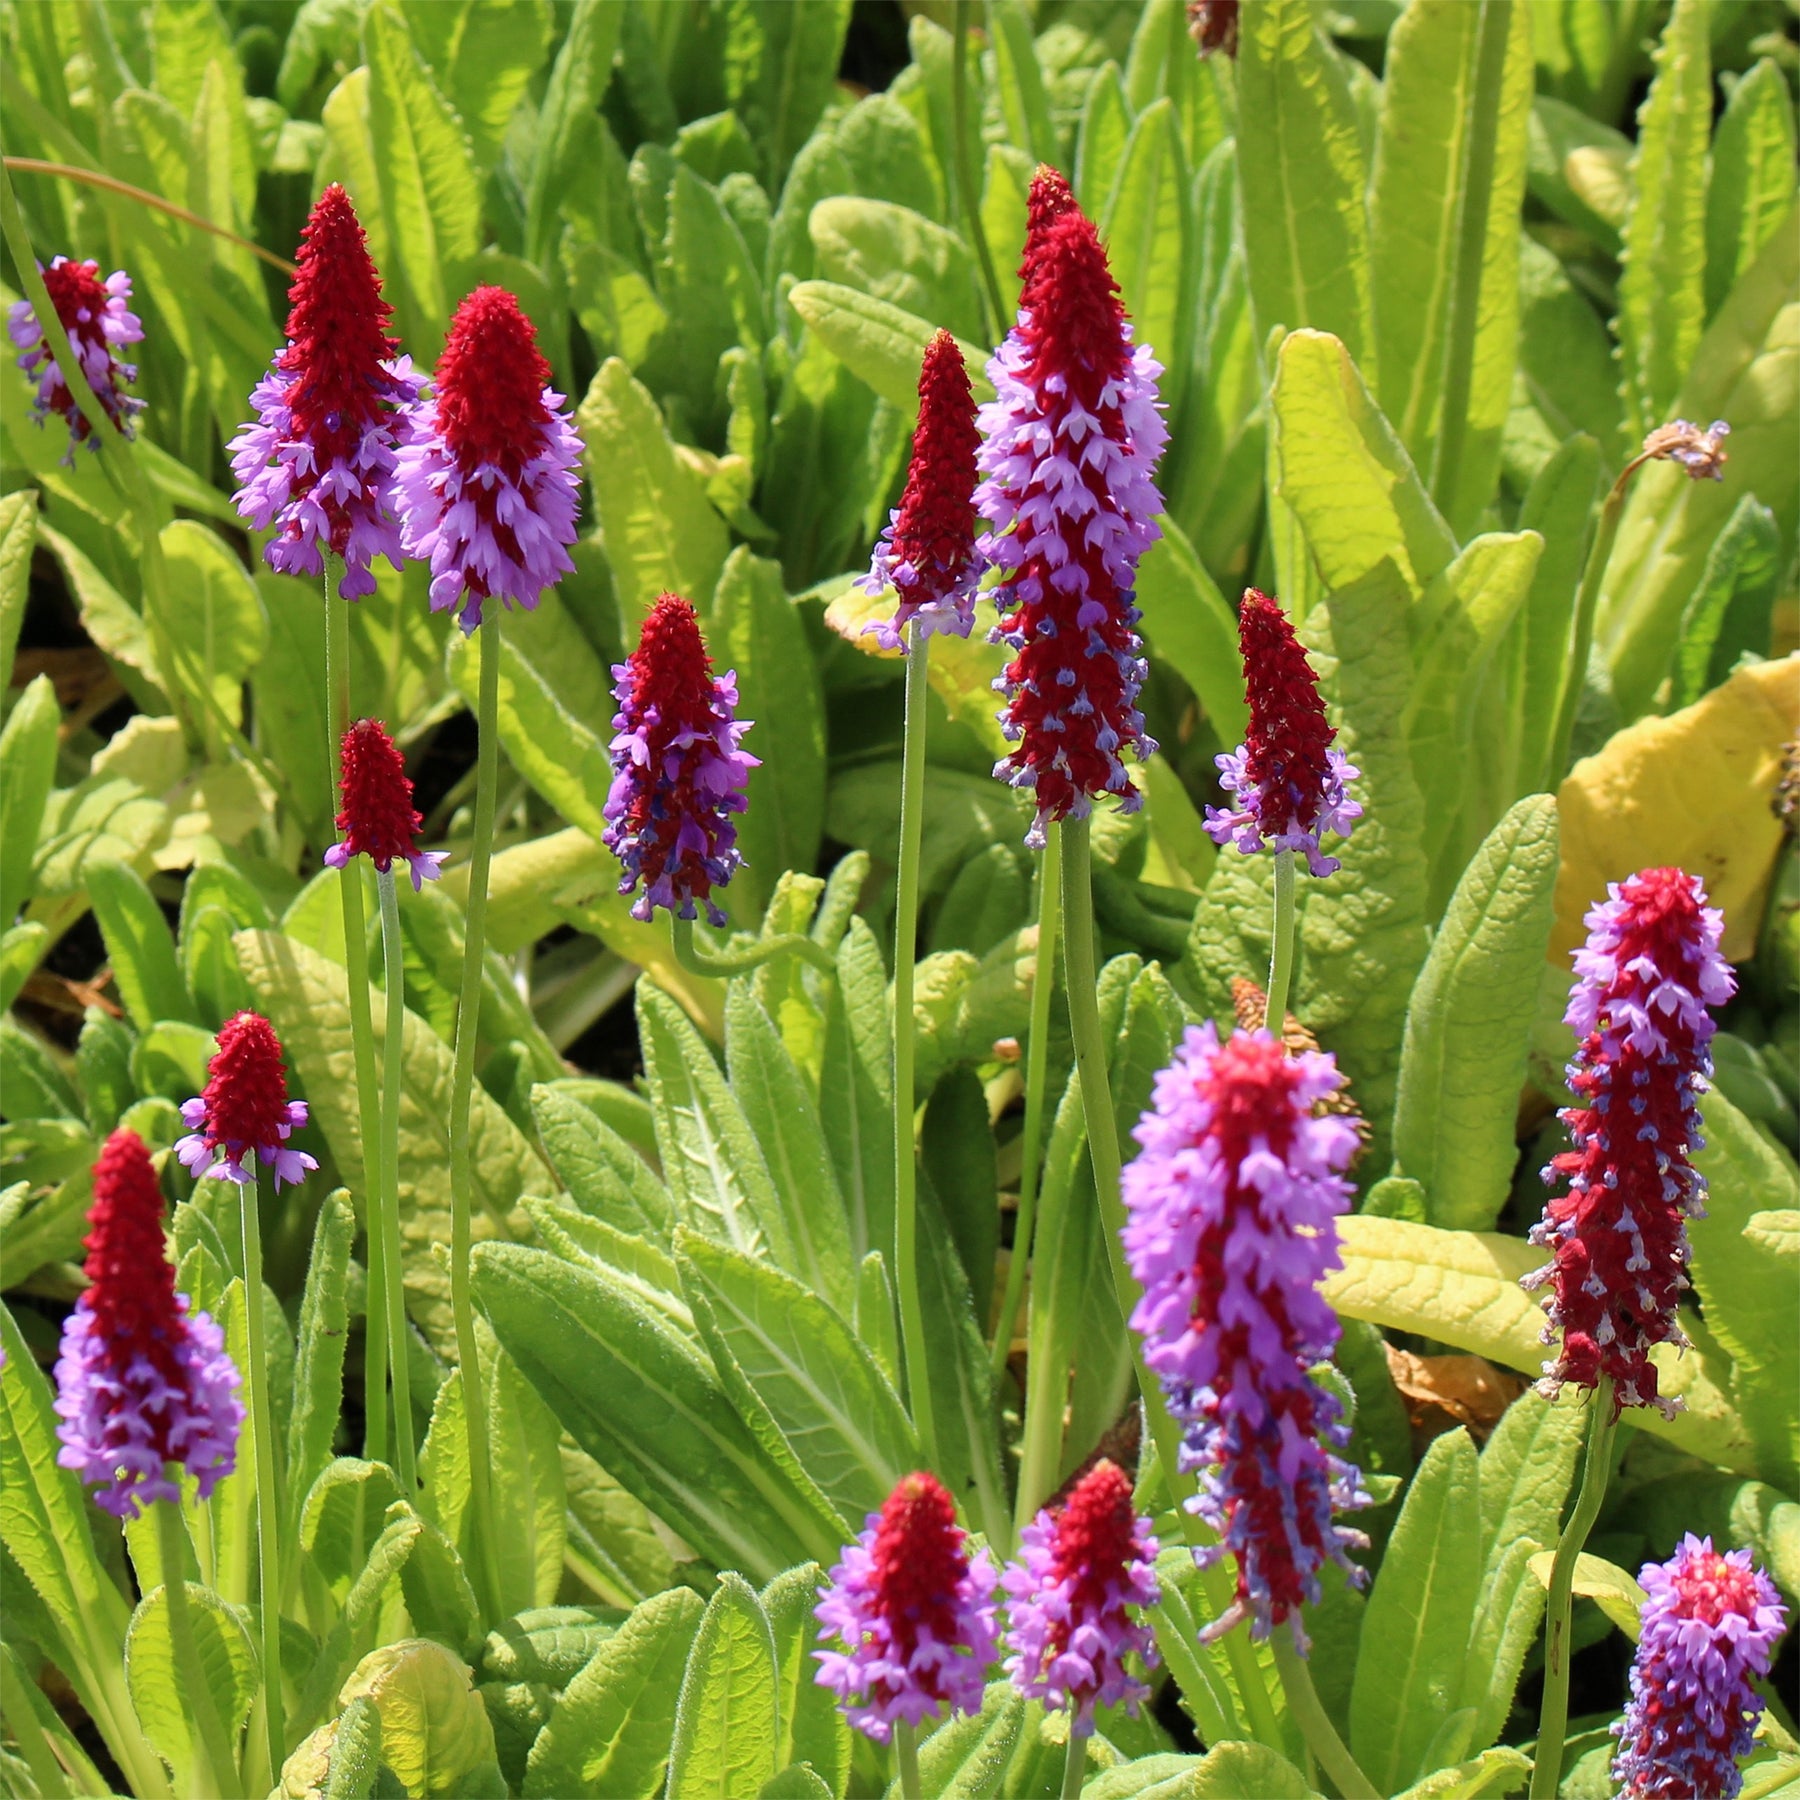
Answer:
1612, 1535, 1787, 1800
1002, 1459, 1160, 1734
1120, 1024, 1369, 1648
175, 1011, 316, 1192
394, 286, 581, 634
1640, 419, 1730, 482
814, 1471, 1000, 1743
8, 256, 144, 461
54, 1131, 241, 1517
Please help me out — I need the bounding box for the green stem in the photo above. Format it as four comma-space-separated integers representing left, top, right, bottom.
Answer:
1058, 1729, 1088, 1800
154, 1496, 235, 1800
1530, 1380, 1618, 1800
449, 616, 504, 1621
893, 625, 938, 1467
1264, 849, 1297, 1032
239, 1172, 286, 1777
895, 1720, 923, 1800
989, 826, 1060, 1384
953, 0, 1007, 341
669, 915, 836, 977
1059, 818, 1289, 1752
376, 867, 417, 1493
1272, 1634, 1380, 1800
325, 564, 390, 1470
0, 1645, 78, 1799
1427, 0, 1513, 523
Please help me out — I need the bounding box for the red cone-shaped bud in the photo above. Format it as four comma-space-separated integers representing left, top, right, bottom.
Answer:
176, 1012, 317, 1191
860, 330, 983, 649
324, 717, 447, 891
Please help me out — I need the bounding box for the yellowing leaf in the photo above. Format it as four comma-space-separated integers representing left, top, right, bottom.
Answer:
1553, 653, 1797, 961
1527, 1550, 1648, 1640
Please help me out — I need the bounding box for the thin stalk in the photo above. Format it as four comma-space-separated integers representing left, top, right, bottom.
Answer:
953, 0, 1007, 341
154, 1497, 235, 1800
895, 1721, 923, 1800
892, 625, 938, 1466
1530, 1380, 1619, 1800
1427, 0, 1513, 522
1272, 1634, 1380, 1800
669, 914, 836, 977
1264, 849, 1297, 1031
1059, 818, 1290, 1754
1058, 1730, 1087, 1800
324, 564, 390, 1469
449, 615, 504, 1621
376, 868, 416, 1493
238, 1173, 286, 1777
989, 826, 1060, 1383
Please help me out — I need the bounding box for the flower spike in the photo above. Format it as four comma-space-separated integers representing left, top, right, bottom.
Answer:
1612, 1536, 1786, 1800
395, 285, 582, 633
860, 330, 983, 650
1522, 867, 1734, 1418
1121, 1024, 1370, 1649
976, 167, 1167, 848
325, 717, 447, 891
1002, 1459, 1160, 1734
602, 592, 758, 927
177, 1011, 317, 1191
1205, 589, 1361, 877
53, 1130, 242, 1517
8, 256, 144, 460
230, 184, 422, 600
814, 1470, 1000, 1743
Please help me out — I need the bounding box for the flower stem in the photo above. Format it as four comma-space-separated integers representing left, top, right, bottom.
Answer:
669, 915, 837, 977
239, 1172, 285, 1777
153, 1494, 235, 1800
1530, 1379, 1619, 1800
989, 825, 1060, 1384
893, 624, 938, 1468
895, 1720, 923, 1800
449, 615, 503, 1621
376, 867, 416, 1493
952, 0, 1007, 341
1264, 849, 1297, 1033
1271, 1632, 1380, 1800
323, 561, 390, 1469
1058, 1729, 1087, 1800
1059, 817, 1290, 1753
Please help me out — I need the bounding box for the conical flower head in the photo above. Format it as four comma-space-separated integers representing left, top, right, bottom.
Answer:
1120, 1025, 1369, 1647
229, 184, 422, 600
8, 255, 145, 460
602, 593, 758, 927
1523, 867, 1734, 1417
176, 1011, 317, 1190
324, 717, 446, 890
1205, 589, 1361, 877
1612, 1535, 1787, 1800
860, 331, 983, 650
1002, 1459, 1160, 1733
814, 1470, 1000, 1742
395, 285, 582, 633
977, 168, 1167, 847
53, 1130, 241, 1516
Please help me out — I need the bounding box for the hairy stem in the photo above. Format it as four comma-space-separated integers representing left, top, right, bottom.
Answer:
240, 1174, 285, 1777
376, 868, 416, 1492
1272, 1633, 1380, 1800
1264, 849, 1297, 1032
895, 1720, 923, 1800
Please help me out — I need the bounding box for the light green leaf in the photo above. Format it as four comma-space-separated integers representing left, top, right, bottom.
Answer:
0, 921, 48, 1013
1187, 1741, 1320, 1798
413, 0, 553, 174
910, 1679, 1025, 1799
301, 1459, 406, 1598
808, 197, 982, 341
1526, 1550, 1648, 1640
1672, 492, 1783, 708
1389, 1746, 1532, 1800
0, 675, 61, 927
524, 1586, 703, 1799
486, 1352, 568, 1614
665, 1572, 780, 1800
1616, 0, 1710, 438
525, 0, 622, 264
0, 490, 37, 699
785, 281, 994, 412
124, 1576, 256, 1784
291, 1517, 423, 1736
760, 1564, 849, 1796
1392, 796, 1560, 1229
820, 918, 895, 1273
532, 1084, 674, 1244
86, 859, 195, 1030
1135, 517, 1249, 748
984, 0, 1058, 168
1075, 60, 1131, 221
337, 1636, 497, 1796
723, 0, 852, 194
1705, 59, 1797, 321
286, 1192, 355, 1540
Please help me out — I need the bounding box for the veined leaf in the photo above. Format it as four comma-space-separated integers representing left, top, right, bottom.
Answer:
760, 1564, 850, 1796
124, 1575, 257, 1787
413, 0, 553, 174
1526, 1550, 1648, 1640
723, 0, 852, 194
665, 1572, 780, 1800
1704, 59, 1797, 320
486, 1351, 568, 1615
1671, 493, 1783, 708
286, 1192, 356, 1540
1075, 61, 1131, 221
984, 0, 1058, 168
0, 489, 37, 697
786, 280, 994, 412
808, 197, 983, 342
0, 676, 61, 928
820, 918, 896, 1273
531, 1083, 674, 1244
87, 859, 197, 1030
526, 0, 623, 264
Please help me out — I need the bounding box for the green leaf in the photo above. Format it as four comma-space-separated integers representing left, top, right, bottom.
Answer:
486, 1352, 568, 1615
677, 1230, 920, 1527
560, 1441, 681, 1610
290, 1515, 422, 1734
286, 1191, 356, 1540
532, 1084, 674, 1243
723, 0, 852, 194
336, 1636, 498, 1796
1691, 1089, 1800, 1490
1351, 1428, 1482, 1794
1704, 58, 1797, 321
984, 0, 1058, 166
475, 1242, 839, 1578
666, 1572, 780, 1800
576, 357, 730, 635
1392, 796, 1560, 1229
1616, 0, 1710, 439
663, 166, 767, 437
301, 1459, 406, 1597
412, 0, 552, 174
525, 0, 622, 264
809, 197, 982, 342
1671, 493, 1782, 708
0, 490, 37, 699
1075, 60, 1131, 220
1187, 1742, 1320, 1798
1526, 1550, 1648, 1640
1388, 1746, 1532, 1800
820, 918, 895, 1272
319, 1695, 386, 1800
87, 859, 196, 1031
910, 1679, 1025, 1799
0, 675, 61, 926
1134, 517, 1248, 748
524, 1586, 704, 1799
158, 525, 266, 732
124, 1576, 256, 1783
760, 1563, 849, 1796
1369, 0, 1533, 533
784, 281, 994, 412
252, 574, 333, 844
0, 922, 47, 1014
1236, 0, 1374, 376
479, 1606, 625, 1688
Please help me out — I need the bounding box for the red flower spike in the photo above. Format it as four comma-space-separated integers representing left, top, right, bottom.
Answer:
432, 285, 554, 479
82, 1130, 185, 1388
325, 718, 447, 890
176, 1011, 317, 1191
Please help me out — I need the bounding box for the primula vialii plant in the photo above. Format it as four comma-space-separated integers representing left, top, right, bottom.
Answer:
0, 7, 1793, 1797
